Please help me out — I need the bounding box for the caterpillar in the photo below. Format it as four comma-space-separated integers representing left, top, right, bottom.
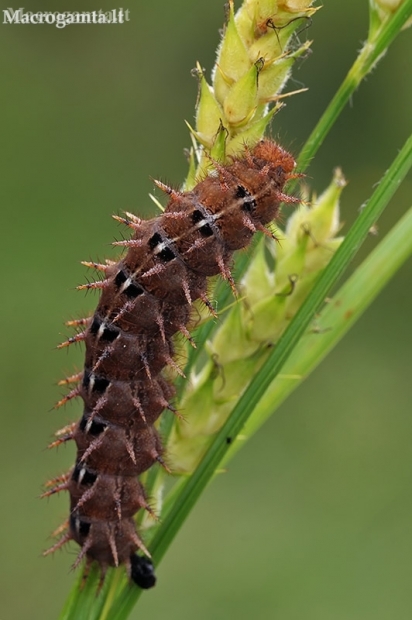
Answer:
44, 139, 298, 589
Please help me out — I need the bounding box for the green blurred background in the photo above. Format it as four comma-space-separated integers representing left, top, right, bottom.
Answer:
1, 1, 412, 619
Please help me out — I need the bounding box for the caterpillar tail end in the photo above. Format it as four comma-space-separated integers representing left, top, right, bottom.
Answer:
129, 554, 156, 589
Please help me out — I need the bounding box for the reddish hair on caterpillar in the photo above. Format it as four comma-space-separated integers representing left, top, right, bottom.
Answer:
44, 139, 298, 589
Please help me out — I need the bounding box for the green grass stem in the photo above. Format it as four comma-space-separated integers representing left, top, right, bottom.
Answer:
298, 0, 412, 173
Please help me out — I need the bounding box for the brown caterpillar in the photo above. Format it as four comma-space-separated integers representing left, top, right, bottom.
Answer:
44, 139, 298, 588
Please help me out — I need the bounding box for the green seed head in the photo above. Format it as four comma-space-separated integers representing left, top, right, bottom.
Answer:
169, 168, 346, 475
185, 0, 317, 186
